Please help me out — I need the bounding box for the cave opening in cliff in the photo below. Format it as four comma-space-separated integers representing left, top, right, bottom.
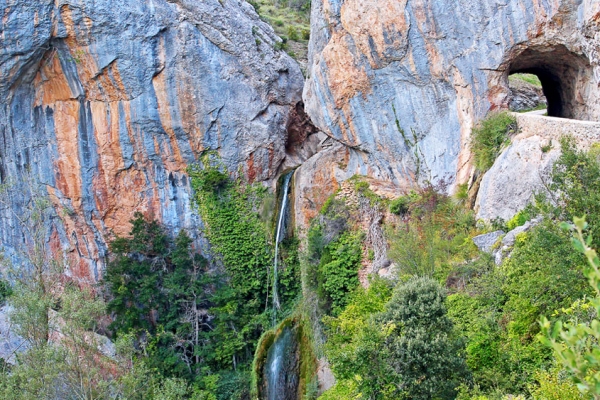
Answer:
507, 45, 592, 119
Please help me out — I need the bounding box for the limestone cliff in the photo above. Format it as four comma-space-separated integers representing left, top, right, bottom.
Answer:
298, 0, 600, 225
2, 0, 600, 278
0, 0, 305, 281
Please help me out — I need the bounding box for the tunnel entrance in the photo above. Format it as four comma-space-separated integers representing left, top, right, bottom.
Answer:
506, 45, 592, 119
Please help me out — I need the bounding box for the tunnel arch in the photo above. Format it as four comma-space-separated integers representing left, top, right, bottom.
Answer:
506, 45, 592, 119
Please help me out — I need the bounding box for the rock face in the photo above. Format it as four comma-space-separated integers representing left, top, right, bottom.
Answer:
508, 78, 547, 112
476, 112, 600, 222
0, 0, 306, 281
299, 0, 600, 218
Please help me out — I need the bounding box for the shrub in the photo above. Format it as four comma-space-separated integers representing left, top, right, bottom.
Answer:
287, 26, 299, 41
374, 277, 470, 399
506, 208, 531, 230
0, 280, 12, 305
550, 137, 600, 249
318, 232, 363, 314
389, 196, 410, 215
470, 111, 516, 172
301, 28, 310, 40
323, 277, 469, 400
540, 217, 600, 398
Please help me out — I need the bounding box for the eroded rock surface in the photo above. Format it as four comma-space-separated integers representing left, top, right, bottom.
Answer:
476, 113, 600, 222
302, 0, 600, 216
0, 0, 305, 280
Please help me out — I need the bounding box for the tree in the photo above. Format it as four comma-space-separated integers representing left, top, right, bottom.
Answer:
0, 176, 118, 399
104, 213, 212, 380
376, 277, 469, 399
323, 277, 469, 400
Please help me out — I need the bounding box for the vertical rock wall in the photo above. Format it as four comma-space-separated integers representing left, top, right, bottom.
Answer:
298, 0, 600, 225
0, 0, 305, 280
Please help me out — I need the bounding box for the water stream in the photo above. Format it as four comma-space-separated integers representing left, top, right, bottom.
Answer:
272, 171, 294, 325
264, 326, 299, 400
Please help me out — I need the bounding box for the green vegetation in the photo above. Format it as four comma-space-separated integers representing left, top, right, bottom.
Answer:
386, 185, 479, 280
509, 73, 543, 88
323, 277, 469, 399
316, 139, 600, 399
305, 193, 364, 316
248, 0, 311, 62
470, 111, 517, 172
541, 216, 600, 398
5, 132, 600, 399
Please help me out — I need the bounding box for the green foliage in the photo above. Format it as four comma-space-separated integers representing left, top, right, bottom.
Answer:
550, 137, 600, 249
506, 208, 531, 230
287, 26, 299, 41
301, 28, 310, 40
470, 111, 516, 172
386, 186, 478, 280
444, 219, 590, 395
249, 0, 311, 61
389, 196, 410, 215
540, 216, 600, 398
104, 213, 214, 379
529, 367, 584, 400
189, 157, 299, 378
541, 139, 553, 153
189, 160, 272, 300
0, 280, 12, 305
509, 73, 542, 88
323, 277, 469, 399
318, 231, 363, 314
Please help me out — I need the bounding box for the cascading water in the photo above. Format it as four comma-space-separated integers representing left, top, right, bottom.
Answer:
272, 171, 294, 326
264, 325, 299, 400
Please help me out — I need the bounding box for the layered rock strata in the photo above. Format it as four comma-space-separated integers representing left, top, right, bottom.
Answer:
0, 0, 306, 280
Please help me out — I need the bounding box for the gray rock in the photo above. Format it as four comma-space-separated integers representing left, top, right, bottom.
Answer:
473, 231, 504, 254
303, 0, 600, 197
0, 306, 28, 364
476, 114, 600, 222
0, 0, 308, 280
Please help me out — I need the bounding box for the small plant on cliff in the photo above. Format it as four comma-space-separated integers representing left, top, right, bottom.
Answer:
470, 111, 517, 172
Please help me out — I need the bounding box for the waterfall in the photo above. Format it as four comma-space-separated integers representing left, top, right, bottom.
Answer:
264, 326, 299, 400
272, 171, 294, 325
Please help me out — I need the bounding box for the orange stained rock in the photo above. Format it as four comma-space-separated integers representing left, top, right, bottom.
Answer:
53, 100, 84, 209
453, 69, 476, 187
89, 100, 153, 237
340, 0, 409, 69
322, 31, 371, 109
35, 51, 76, 105
176, 69, 204, 155
46, 187, 99, 281
153, 70, 186, 169
246, 152, 257, 183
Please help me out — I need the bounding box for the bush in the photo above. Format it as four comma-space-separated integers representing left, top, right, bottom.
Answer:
375, 277, 470, 399
0, 280, 12, 305
318, 232, 363, 314
550, 137, 600, 249
470, 111, 516, 172
323, 277, 469, 400
287, 26, 299, 41
389, 196, 410, 215
301, 28, 310, 40
506, 208, 531, 230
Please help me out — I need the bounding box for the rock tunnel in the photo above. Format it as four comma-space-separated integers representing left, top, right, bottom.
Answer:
507, 44, 593, 119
